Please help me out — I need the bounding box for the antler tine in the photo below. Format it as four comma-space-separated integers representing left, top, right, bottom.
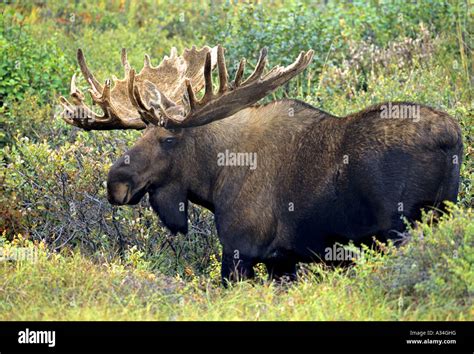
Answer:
217, 45, 228, 93
77, 49, 103, 93
144, 54, 151, 68
59, 95, 77, 124
127, 68, 138, 108
185, 79, 197, 111
150, 89, 178, 127
182, 87, 190, 112
241, 47, 268, 86
142, 80, 176, 111
132, 84, 147, 112
59, 93, 105, 131
133, 85, 161, 126
70, 73, 77, 95
127, 69, 150, 119
69, 73, 84, 104
170, 47, 178, 59
88, 76, 111, 104
128, 69, 168, 126
154, 86, 177, 109
121, 48, 131, 74
102, 79, 112, 103
201, 52, 213, 104
233, 58, 246, 88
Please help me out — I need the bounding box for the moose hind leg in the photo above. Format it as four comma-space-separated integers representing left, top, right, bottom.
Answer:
265, 261, 297, 282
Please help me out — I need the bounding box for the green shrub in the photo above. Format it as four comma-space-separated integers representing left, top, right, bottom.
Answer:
351, 204, 473, 315
0, 9, 74, 106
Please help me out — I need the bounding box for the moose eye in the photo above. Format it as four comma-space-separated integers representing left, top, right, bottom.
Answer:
160, 137, 176, 147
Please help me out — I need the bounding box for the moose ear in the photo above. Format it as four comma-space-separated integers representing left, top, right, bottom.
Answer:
148, 183, 188, 235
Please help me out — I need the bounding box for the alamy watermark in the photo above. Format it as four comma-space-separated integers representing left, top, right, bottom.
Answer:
0, 247, 38, 263
18, 328, 55, 347
324, 244, 365, 261
217, 149, 257, 170
380, 103, 420, 122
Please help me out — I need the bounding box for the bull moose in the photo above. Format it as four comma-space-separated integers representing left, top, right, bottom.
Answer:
60, 45, 463, 283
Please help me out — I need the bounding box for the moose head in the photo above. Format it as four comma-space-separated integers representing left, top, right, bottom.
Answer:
60, 45, 314, 234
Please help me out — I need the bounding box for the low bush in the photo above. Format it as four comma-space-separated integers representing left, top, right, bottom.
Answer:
0, 205, 471, 320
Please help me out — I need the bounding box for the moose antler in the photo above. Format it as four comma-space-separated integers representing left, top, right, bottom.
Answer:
60, 45, 313, 130
59, 46, 218, 130
129, 45, 314, 128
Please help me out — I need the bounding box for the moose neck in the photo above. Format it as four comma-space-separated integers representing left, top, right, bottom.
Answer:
183, 118, 243, 213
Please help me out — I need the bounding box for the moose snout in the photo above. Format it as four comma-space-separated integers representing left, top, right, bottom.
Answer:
107, 182, 130, 205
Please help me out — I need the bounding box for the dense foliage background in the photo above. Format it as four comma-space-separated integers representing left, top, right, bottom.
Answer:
0, 0, 472, 320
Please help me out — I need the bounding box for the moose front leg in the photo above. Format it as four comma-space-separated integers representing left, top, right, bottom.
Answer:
221, 250, 255, 286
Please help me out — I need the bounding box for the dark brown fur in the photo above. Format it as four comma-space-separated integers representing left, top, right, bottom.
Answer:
107, 99, 463, 283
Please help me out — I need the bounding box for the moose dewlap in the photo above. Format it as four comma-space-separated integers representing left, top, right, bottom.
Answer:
60, 45, 463, 284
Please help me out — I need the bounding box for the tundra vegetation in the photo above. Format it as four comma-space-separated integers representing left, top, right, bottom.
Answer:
0, 1, 472, 320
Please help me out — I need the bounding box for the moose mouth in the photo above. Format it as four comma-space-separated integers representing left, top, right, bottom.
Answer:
108, 182, 150, 205
127, 184, 149, 205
